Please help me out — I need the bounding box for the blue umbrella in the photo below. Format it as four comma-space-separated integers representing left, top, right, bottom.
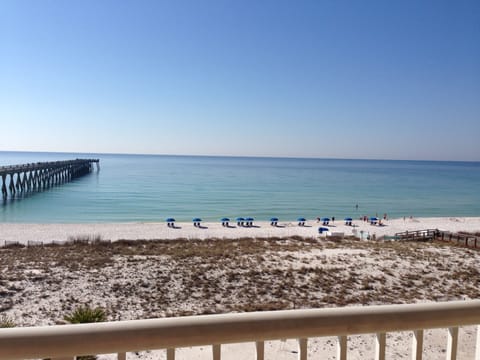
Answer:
297, 217, 306, 222
166, 217, 176, 228
370, 217, 378, 221
245, 217, 254, 226
192, 218, 202, 222
236, 217, 245, 221
321, 217, 330, 222
344, 217, 352, 221
270, 217, 279, 222
318, 227, 329, 234
221, 217, 230, 222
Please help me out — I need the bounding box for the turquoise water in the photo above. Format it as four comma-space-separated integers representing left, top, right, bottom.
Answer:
1, 151, 479, 223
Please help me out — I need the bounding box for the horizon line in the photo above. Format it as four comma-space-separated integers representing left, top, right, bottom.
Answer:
1, 149, 479, 164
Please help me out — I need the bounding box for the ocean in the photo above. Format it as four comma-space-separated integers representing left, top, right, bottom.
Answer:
1, 151, 479, 223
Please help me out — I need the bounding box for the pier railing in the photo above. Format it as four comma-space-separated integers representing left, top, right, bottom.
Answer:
1, 300, 479, 359
437, 231, 480, 249
394, 229, 439, 241
393, 229, 480, 249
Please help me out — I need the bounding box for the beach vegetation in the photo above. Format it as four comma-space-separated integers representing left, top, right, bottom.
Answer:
63, 305, 107, 360
64, 305, 107, 324
0, 314, 15, 327
67, 234, 104, 244
1, 234, 480, 329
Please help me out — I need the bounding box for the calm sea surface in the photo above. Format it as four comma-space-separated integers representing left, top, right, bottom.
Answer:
1, 151, 479, 223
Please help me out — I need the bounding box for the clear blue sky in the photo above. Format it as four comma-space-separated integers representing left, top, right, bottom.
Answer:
1, 0, 479, 161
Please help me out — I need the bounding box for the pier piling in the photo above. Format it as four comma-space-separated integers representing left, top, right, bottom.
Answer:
0, 159, 99, 200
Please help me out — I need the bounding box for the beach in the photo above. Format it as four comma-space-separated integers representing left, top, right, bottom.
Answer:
1, 216, 479, 245
1, 217, 480, 358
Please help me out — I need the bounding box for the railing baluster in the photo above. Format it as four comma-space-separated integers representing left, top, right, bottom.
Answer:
411, 329, 424, 360
167, 348, 175, 360
212, 344, 221, 360
375, 333, 386, 360
117, 352, 126, 360
446, 327, 459, 360
337, 335, 347, 360
255, 341, 265, 360
298, 338, 308, 360
475, 325, 480, 360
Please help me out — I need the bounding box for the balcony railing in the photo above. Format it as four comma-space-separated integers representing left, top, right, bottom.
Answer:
1, 300, 479, 360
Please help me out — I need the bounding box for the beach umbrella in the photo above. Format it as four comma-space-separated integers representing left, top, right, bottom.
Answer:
370, 217, 378, 221
297, 217, 306, 226
321, 217, 330, 222
270, 217, 279, 222
344, 217, 352, 221
245, 217, 254, 226
236, 217, 245, 222
192, 218, 202, 222
165, 217, 176, 228
318, 227, 329, 234
221, 217, 230, 222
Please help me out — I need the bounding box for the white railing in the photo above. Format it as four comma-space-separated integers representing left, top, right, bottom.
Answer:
1, 300, 480, 360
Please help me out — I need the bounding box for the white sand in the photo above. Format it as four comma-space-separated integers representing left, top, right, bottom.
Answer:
0, 216, 479, 245
1, 216, 479, 359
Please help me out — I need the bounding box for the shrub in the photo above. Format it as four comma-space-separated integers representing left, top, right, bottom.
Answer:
0, 314, 15, 328
64, 305, 107, 324
64, 306, 107, 359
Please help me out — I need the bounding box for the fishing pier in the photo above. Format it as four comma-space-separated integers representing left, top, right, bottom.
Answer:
0, 159, 99, 199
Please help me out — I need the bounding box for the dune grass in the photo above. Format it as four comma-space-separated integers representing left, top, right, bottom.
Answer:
0, 236, 479, 326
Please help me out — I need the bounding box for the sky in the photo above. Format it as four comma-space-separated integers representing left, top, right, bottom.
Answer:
1, 0, 479, 161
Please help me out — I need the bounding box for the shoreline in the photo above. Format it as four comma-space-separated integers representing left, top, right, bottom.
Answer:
1, 216, 479, 244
